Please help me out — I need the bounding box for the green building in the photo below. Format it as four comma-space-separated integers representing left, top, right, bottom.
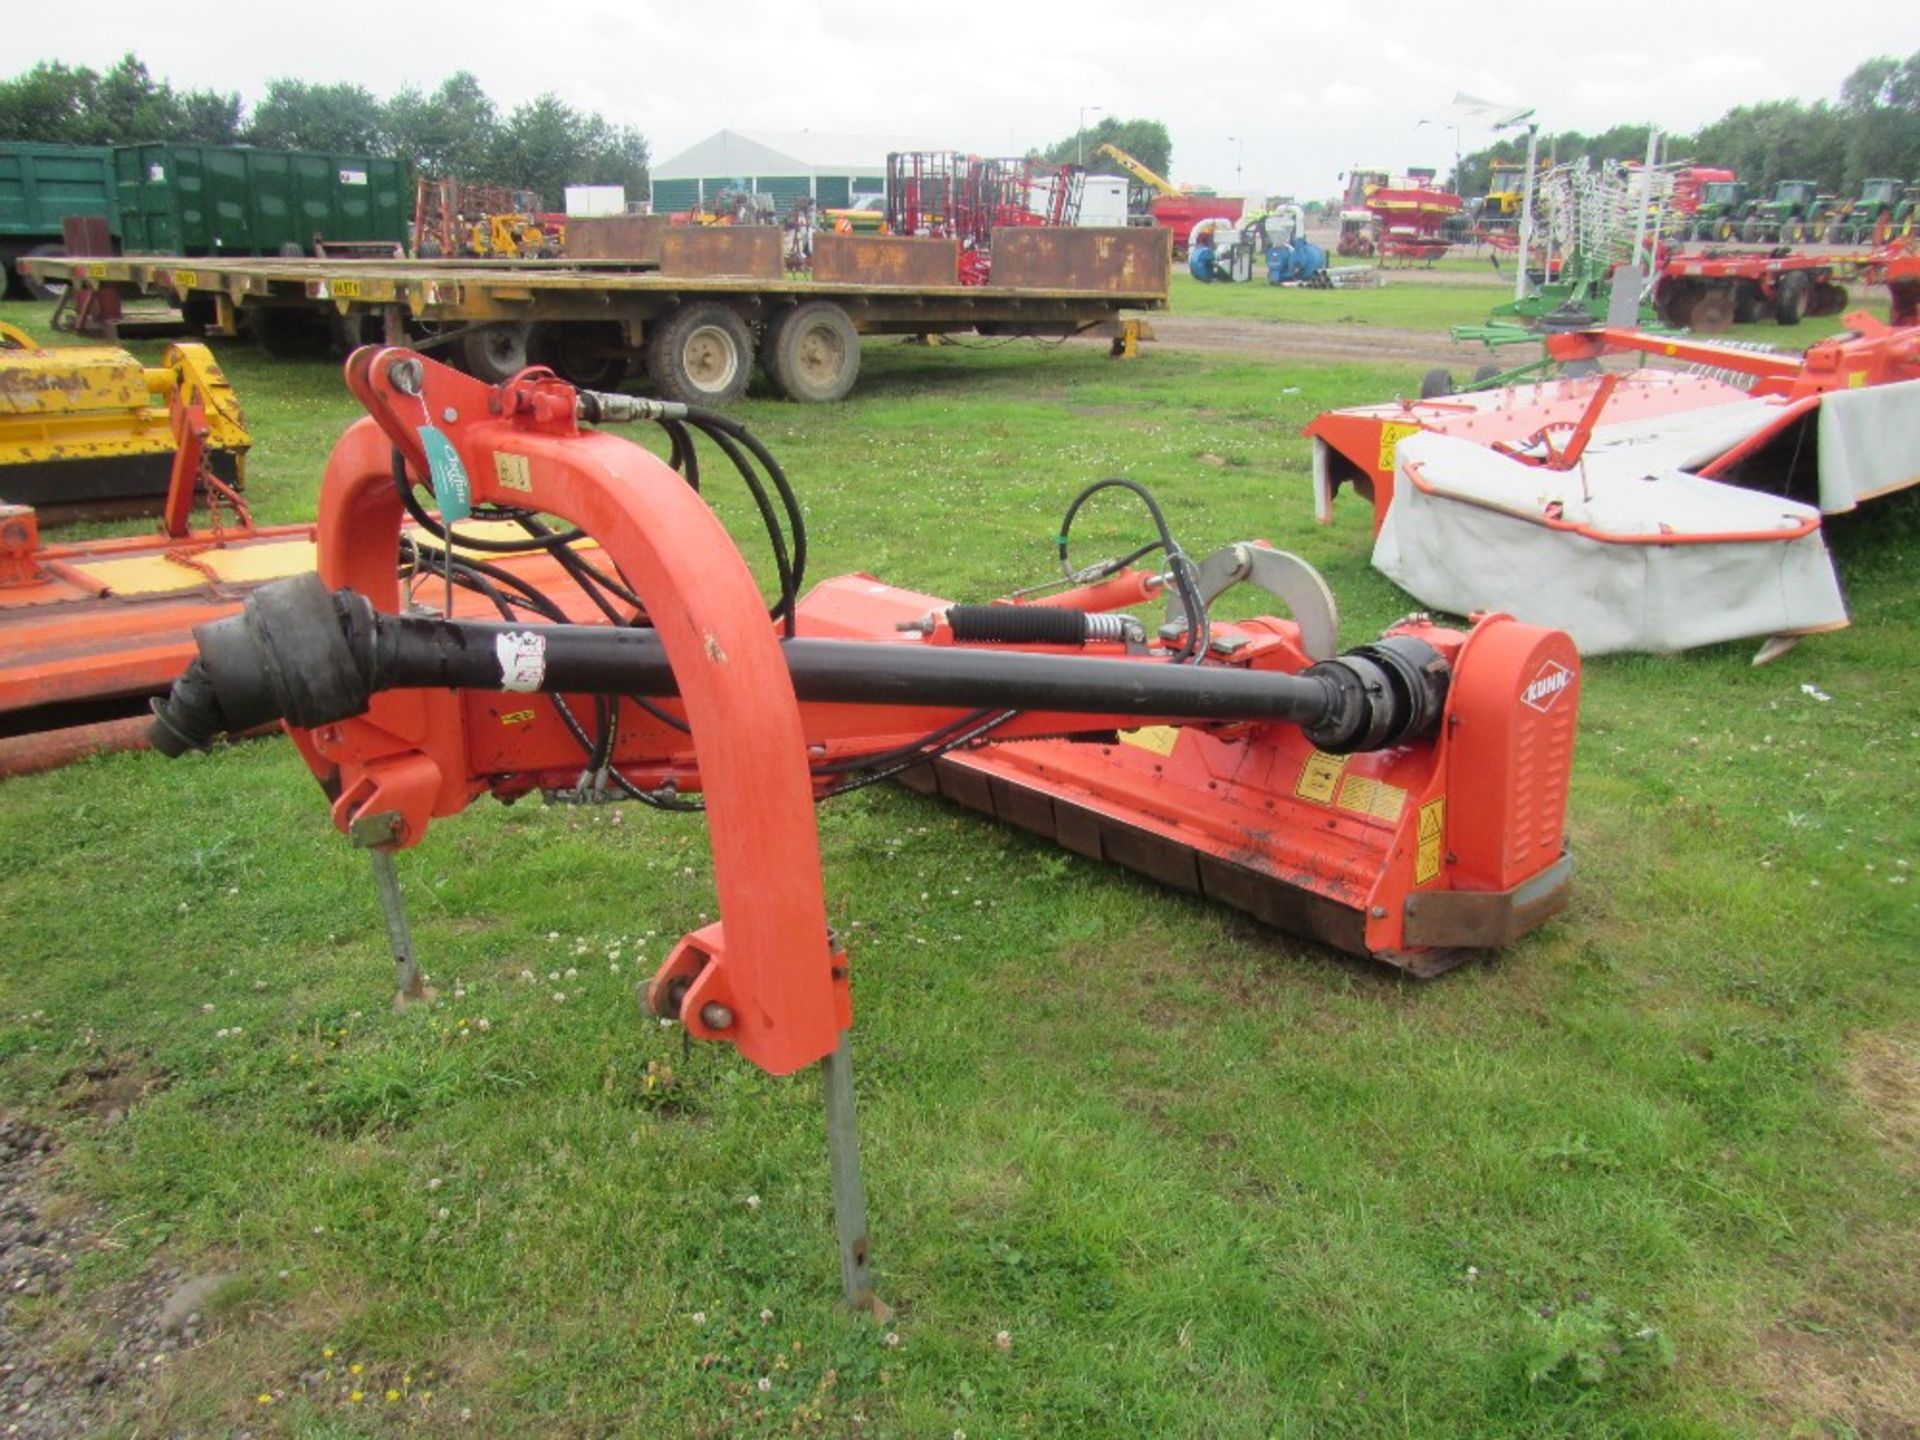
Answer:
649, 130, 909, 218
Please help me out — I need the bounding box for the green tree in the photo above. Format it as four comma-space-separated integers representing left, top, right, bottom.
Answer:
491, 94, 649, 207
1043, 116, 1172, 183
247, 77, 384, 153
385, 71, 497, 177
82, 54, 186, 143
1837, 51, 1920, 190
0, 61, 96, 142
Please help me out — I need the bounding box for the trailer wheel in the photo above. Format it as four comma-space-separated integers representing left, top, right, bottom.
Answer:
1773, 271, 1809, 326
645, 302, 753, 406
460, 323, 533, 382
1690, 287, 1736, 334
251, 306, 336, 359
1733, 286, 1765, 325
1418, 367, 1453, 400
16, 243, 69, 302
534, 322, 629, 390
764, 301, 860, 403
1470, 363, 1501, 387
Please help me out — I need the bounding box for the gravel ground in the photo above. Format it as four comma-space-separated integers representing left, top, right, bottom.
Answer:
0, 1114, 208, 1439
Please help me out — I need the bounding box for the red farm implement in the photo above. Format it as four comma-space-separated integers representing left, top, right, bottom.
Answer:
128, 345, 1583, 1309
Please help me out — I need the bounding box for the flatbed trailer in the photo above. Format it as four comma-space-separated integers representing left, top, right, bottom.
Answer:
19, 227, 1169, 405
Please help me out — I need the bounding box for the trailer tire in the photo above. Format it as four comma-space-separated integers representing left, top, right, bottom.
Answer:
1471, 363, 1501, 386
1419, 367, 1453, 400
1733, 287, 1765, 325
251, 306, 337, 359
645, 302, 753, 406
534, 322, 629, 391
16, 243, 69, 302
460, 323, 533, 382
1773, 271, 1809, 326
763, 301, 860, 403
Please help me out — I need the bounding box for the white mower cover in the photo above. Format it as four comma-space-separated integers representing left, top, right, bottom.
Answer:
1374, 428, 1848, 655
1813, 378, 1920, 513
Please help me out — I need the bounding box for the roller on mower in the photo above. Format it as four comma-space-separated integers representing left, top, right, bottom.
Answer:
148, 347, 1582, 1311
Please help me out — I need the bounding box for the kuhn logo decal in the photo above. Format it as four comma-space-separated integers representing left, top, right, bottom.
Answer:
1521, 661, 1573, 713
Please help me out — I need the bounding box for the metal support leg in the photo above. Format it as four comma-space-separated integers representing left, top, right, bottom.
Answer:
369, 848, 432, 1008
382, 304, 405, 346
820, 1030, 888, 1318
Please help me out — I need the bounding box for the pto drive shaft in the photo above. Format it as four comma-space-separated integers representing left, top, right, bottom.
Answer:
150, 575, 1450, 758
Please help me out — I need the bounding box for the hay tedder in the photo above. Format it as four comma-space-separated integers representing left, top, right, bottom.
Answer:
135, 346, 1582, 1306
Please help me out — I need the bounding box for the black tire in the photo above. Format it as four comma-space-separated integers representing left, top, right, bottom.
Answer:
17, 242, 69, 302
1733, 286, 1765, 325
459, 322, 533, 382
763, 301, 860, 403
1470, 363, 1501, 386
250, 306, 336, 359
534, 322, 629, 391
1773, 271, 1809, 326
644, 302, 753, 406
1418, 367, 1453, 400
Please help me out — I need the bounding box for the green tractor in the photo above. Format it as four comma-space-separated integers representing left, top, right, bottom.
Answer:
1824, 178, 1917, 245
1740, 180, 1820, 243
1692, 180, 1749, 241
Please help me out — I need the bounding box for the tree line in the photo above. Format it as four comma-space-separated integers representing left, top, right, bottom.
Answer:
1448, 52, 1920, 203
0, 55, 650, 208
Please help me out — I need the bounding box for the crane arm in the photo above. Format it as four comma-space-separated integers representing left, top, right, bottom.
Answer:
1095, 143, 1176, 198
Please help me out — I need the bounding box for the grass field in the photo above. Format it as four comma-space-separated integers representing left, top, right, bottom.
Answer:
1, 287, 1916, 1438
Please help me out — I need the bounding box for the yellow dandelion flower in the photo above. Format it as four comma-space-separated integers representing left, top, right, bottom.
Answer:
350, 1390, 365, 1403
349, 1363, 363, 1375
256, 1393, 274, 1405
386, 1388, 401, 1402
322, 1347, 335, 1358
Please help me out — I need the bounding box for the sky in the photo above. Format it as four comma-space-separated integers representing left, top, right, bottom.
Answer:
24, 0, 1920, 200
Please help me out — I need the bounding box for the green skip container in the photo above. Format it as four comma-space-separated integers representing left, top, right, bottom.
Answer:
114, 143, 407, 256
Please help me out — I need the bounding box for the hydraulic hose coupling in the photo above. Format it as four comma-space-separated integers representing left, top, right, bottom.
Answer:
1297, 634, 1451, 754
576, 391, 689, 425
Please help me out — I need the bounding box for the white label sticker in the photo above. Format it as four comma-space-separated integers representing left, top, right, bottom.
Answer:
339, 169, 368, 185
496, 631, 547, 693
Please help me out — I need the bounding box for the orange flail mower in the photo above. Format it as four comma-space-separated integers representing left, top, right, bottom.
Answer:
142, 347, 1582, 1308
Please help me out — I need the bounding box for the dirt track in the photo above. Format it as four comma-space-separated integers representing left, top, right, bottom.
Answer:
1148, 315, 1486, 369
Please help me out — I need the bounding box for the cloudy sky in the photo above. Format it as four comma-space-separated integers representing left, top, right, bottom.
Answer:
27, 1, 1919, 199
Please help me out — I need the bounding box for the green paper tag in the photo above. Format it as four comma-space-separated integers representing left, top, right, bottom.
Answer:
418, 425, 471, 523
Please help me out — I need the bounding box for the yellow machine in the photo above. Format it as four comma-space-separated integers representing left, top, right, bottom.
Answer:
1481, 162, 1527, 223
465, 214, 561, 259
0, 322, 250, 522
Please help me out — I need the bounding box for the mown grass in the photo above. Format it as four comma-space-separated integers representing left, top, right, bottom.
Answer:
1, 295, 1916, 1438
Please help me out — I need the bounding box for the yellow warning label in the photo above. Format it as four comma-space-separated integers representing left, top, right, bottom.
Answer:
1415, 796, 1446, 884
170, 269, 198, 289
1337, 773, 1407, 823
500, 708, 536, 727
1295, 749, 1346, 804
494, 451, 533, 493
1377, 421, 1421, 471
1118, 725, 1180, 757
